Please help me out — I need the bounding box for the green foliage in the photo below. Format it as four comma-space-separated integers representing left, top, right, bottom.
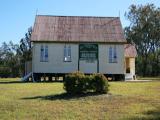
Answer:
64, 71, 109, 94
125, 4, 160, 76
64, 71, 86, 94
0, 41, 20, 77
18, 27, 32, 76
91, 73, 109, 93
0, 27, 32, 77
0, 66, 11, 78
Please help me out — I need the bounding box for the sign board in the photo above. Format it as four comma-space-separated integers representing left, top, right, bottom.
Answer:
79, 44, 98, 60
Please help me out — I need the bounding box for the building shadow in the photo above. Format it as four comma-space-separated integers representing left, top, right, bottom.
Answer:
21, 92, 107, 101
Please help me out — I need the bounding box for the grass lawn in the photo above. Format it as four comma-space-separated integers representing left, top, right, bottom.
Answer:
137, 77, 160, 81
0, 78, 160, 120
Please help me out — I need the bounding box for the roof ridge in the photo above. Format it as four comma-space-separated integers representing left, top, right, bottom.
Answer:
36, 15, 119, 19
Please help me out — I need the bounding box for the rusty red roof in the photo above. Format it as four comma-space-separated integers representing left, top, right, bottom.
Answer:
31, 15, 126, 43
125, 44, 137, 57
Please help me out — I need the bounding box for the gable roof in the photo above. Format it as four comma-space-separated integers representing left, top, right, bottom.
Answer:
125, 44, 137, 57
31, 15, 126, 43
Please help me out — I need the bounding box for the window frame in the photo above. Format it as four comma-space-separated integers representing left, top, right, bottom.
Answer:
79, 44, 98, 61
63, 45, 72, 62
113, 45, 117, 63
109, 46, 113, 63
40, 45, 44, 62
108, 45, 117, 63
40, 44, 48, 62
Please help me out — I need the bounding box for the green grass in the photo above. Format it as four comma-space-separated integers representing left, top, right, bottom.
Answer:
0, 78, 160, 120
137, 77, 160, 81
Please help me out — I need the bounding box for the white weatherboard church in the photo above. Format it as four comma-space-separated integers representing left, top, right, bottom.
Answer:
23, 15, 137, 82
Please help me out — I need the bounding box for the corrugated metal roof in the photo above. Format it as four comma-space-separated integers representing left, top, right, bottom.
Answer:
125, 44, 137, 57
31, 15, 126, 43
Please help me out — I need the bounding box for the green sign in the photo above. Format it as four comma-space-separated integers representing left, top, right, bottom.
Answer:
79, 44, 98, 60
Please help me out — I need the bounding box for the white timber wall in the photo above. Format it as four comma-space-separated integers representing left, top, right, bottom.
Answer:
79, 60, 97, 73
32, 43, 125, 74
99, 44, 125, 74
32, 43, 79, 73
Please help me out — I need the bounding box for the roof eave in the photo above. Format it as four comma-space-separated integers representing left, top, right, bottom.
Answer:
31, 40, 127, 44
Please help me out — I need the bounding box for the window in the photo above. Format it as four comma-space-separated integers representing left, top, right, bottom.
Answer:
109, 45, 117, 63
40, 45, 48, 62
64, 45, 71, 62
109, 46, 112, 63
40, 45, 44, 62
45, 45, 48, 61
80, 52, 97, 60
113, 46, 117, 63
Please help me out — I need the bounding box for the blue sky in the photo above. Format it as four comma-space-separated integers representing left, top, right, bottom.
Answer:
0, 0, 159, 45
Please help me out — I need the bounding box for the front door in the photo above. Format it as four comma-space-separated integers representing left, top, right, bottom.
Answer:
125, 58, 130, 73
79, 44, 98, 73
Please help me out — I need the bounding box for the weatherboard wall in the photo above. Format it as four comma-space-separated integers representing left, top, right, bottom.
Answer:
32, 43, 125, 74
32, 43, 79, 73
99, 44, 125, 74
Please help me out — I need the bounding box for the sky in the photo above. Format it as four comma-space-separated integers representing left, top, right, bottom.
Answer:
0, 0, 160, 45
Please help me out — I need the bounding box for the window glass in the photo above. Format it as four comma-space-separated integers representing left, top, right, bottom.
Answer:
109, 45, 117, 63
109, 46, 112, 63
113, 46, 117, 63
45, 45, 48, 62
40, 45, 48, 62
40, 45, 44, 62
79, 44, 98, 60
68, 46, 71, 61
64, 45, 71, 62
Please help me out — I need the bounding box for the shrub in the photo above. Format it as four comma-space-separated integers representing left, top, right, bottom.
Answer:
64, 72, 109, 95
91, 74, 109, 93
63, 71, 86, 94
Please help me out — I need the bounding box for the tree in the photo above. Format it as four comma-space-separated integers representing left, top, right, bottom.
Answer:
0, 41, 19, 77
125, 4, 160, 76
18, 27, 32, 76
0, 27, 32, 77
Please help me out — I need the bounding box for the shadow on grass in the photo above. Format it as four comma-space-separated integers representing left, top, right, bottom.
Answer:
0, 81, 25, 84
0, 81, 63, 84
128, 107, 160, 120
21, 92, 108, 100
